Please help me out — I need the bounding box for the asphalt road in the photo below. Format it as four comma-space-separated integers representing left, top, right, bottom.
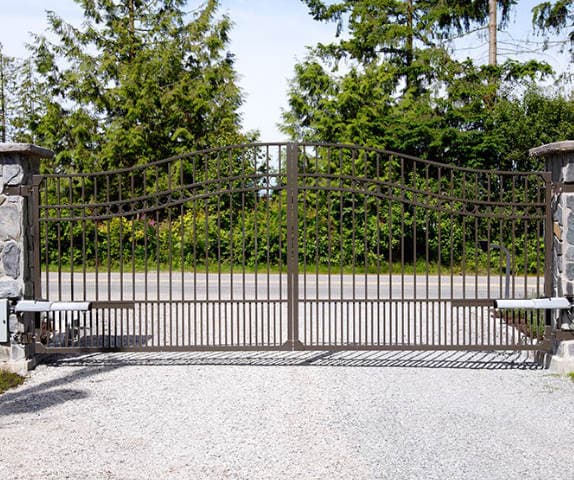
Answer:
41, 273, 544, 302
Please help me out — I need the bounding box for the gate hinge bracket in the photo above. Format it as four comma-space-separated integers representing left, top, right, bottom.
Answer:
14, 332, 35, 345
553, 182, 574, 195
3, 185, 33, 197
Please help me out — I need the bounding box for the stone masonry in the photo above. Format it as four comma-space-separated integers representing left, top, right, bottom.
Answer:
530, 142, 574, 378
0, 144, 53, 373
530, 142, 574, 325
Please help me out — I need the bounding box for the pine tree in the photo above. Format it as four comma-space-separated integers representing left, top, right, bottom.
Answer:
0, 44, 17, 143
282, 0, 552, 169
30, 0, 247, 172
533, 0, 574, 56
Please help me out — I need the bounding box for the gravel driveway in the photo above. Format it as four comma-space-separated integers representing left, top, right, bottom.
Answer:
1, 350, 573, 480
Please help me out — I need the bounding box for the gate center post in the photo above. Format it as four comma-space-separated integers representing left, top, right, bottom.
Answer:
285, 143, 303, 350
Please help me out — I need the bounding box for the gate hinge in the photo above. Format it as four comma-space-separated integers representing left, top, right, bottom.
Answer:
3, 185, 33, 197
553, 182, 574, 195
14, 332, 35, 344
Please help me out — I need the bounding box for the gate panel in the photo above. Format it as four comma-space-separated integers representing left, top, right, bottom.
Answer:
33, 142, 551, 352
294, 144, 550, 350
35, 144, 292, 350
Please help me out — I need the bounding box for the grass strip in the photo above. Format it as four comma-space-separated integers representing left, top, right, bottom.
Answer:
0, 369, 24, 394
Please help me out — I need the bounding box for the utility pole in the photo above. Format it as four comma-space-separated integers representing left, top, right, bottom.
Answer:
489, 0, 497, 65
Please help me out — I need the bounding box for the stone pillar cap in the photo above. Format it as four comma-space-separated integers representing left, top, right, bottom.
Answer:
0, 143, 54, 159
530, 141, 574, 157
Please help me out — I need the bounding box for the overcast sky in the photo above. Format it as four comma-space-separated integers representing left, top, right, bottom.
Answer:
0, 0, 569, 142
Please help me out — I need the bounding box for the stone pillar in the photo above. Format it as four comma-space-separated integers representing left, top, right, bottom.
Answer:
0, 143, 53, 374
530, 142, 574, 372
530, 142, 574, 318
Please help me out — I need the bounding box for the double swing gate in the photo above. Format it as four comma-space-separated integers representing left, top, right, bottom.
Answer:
31, 143, 552, 352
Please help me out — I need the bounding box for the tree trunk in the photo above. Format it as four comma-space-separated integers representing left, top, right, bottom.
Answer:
0, 55, 6, 143
405, 0, 415, 92
489, 0, 497, 65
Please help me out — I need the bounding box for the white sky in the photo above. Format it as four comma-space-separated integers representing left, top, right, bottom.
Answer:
0, 0, 570, 142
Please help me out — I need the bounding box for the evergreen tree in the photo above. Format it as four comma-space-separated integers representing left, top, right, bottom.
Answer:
299, 1, 517, 95
30, 0, 248, 172
282, 0, 553, 170
0, 44, 17, 143
533, 0, 574, 56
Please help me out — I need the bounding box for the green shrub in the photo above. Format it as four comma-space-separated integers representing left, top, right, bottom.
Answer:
0, 369, 24, 394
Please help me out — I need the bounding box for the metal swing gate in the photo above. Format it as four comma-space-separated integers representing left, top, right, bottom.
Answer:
31, 143, 552, 352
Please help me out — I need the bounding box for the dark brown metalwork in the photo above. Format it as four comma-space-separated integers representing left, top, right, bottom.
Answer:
30, 143, 552, 352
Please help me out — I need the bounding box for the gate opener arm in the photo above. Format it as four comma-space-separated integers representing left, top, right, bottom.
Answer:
493, 297, 571, 309
1, 299, 91, 343
13, 300, 92, 313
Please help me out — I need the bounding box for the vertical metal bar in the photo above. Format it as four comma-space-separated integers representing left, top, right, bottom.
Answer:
461, 172, 467, 302
241, 149, 246, 345
364, 151, 369, 346
80, 176, 87, 303
180, 158, 185, 347
285, 142, 300, 349
314, 147, 320, 346
252, 148, 258, 345
327, 148, 333, 346
68, 177, 75, 302
411, 157, 417, 345
437, 166, 442, 307
424, 164, 430, 344
154, 165, 160, 347
375, 153, 381, 345
302, 146, 308, 345
266, 145, 271, 346
507, 175, 520, 298
388, 155, 393, 344
92, 177, 98, 346
351, 149, 357, 346
118, 174, 123, 304
56, 177, 63, 301
29, 176, 43, 343
536, 178, 543, 297
143, 167, 148, 348
339, 148, 344, 346
523, 176, 529, 299
278, 147, 284, 345
130, 174, 135, 347
167, 162, 173, 348
43, 179, 50, 302
205, 153, 211, 346
30, 177, 42, 300
217, 151, 223, 346
227, 149, 234, 345
400, 156, 405, 344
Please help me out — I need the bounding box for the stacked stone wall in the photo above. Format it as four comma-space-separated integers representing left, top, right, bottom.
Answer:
0, 145, 53, 371
530, 141, 574, 329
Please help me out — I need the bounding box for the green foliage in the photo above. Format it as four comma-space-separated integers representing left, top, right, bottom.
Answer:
0, 370, 24, 395
28, 0, 249, 173
5, 0, 567, 279
40, 143, 545, 278
533, 0, 574, 35
283, 1, 566, 174
0, 45, 39, 143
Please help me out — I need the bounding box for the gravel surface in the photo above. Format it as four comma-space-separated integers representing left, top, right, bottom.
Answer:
1, 350, 573, 480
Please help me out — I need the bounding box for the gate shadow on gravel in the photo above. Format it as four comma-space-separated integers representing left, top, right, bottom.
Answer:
37, 350, 542, 370
0, 364, 123, 417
